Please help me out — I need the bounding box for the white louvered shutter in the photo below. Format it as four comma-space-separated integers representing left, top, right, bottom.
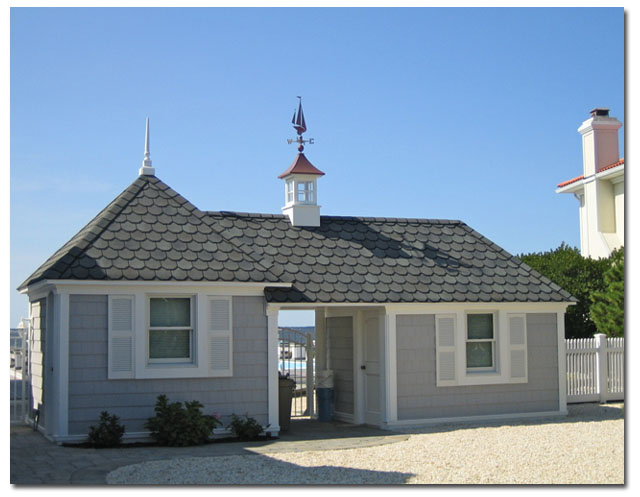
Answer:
208, 298, 233, 376
436, 314, 457, 386
108, 295, 135, 379
508, 314, 528, 382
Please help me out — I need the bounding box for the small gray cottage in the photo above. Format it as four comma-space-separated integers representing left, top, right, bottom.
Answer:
19, 113, 575, 443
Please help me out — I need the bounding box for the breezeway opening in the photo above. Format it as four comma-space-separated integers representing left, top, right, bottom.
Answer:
277, 310, 315, 419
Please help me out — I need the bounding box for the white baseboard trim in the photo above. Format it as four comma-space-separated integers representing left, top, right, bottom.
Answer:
384, 409, 568, 429
333, 411, 355, 423
48, 426, 280, 444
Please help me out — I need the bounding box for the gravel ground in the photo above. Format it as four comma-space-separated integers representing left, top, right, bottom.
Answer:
107, 403, 624, 485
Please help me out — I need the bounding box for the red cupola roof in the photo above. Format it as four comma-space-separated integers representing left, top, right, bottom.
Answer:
278, 153, 325, 179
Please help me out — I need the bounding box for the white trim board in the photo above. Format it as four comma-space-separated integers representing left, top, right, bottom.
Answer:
384, 410, 568, 430
273, 302, 573, 313
21, 279, 292, 296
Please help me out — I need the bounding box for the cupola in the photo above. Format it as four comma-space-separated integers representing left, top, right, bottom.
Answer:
279, 98, 325, 227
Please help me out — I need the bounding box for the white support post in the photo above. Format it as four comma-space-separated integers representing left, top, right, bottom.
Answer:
595, 333, 609, 403
383, 309, 397, 425
266, 306, 281, 435
557, 311, 568, 414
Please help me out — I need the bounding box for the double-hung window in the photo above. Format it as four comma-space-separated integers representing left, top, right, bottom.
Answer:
148, 297, 194, 364
465, 313, 496, 371
436, 310, 528, 386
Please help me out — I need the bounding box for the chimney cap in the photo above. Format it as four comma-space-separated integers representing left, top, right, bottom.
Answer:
590, 108, 610, 118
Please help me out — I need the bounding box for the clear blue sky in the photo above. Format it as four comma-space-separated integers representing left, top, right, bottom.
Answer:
9, 7, 624, 327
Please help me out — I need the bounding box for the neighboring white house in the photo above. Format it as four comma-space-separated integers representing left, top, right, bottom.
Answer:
556, 108, 624, 259
18, 104, 575, 443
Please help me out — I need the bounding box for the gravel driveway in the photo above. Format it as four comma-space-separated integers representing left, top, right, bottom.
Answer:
107, 403, 624, 485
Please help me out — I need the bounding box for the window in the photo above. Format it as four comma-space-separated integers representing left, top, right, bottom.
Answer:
286, 179, 294, 204
466, 313, 496, 370
148, 297, 193, 363
108, 292, 235, 379
295, 181, 315, 204
435, 310, 529, 387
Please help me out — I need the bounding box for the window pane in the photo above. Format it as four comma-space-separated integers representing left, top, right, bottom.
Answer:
149, 329, 191, 359
466, 342, 493, 368
467, 314, 493, 339
150, 298, 191, 327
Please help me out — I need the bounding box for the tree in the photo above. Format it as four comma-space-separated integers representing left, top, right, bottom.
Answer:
590, 247, 624, 337
518, 243, 610, 338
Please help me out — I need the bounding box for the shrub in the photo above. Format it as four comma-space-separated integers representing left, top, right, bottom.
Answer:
144, 394, 221, 446
88, 411, 125, 448
228, 413, 263, 441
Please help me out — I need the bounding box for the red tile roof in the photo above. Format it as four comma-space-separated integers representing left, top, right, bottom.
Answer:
557, 175, 584, 188
557, 158, 624, 188
598, 157, 624, 173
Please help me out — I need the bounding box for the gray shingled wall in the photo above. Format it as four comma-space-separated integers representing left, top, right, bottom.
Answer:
396, 313, 559, 421
29, 299, 46, 426
67, 294, 268, 437
327, 316, 354, 416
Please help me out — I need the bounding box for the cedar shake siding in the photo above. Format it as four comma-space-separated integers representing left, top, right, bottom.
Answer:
396, 313, 559, 421
67, 294, 268, 436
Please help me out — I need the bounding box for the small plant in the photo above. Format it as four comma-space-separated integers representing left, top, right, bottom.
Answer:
144, 394, 222, 446
228, 413, 263, 441
88, 411, 125, 448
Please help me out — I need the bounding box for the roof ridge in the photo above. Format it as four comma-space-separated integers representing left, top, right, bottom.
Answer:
205, 210, 462, 224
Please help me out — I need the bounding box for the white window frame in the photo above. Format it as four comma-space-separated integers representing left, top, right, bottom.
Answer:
286, 179, 294, 205
465, 311, 497, 373
435, 309, 529, 387
105, 290, 238, 379
147, 295, 195, 365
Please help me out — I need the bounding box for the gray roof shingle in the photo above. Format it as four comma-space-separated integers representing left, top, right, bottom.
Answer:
19, 175, 575, 304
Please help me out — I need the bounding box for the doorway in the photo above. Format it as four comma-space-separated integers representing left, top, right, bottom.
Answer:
362, 312, 381, 426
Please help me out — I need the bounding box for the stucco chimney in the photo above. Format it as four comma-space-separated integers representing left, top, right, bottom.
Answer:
577, 108, 622, 177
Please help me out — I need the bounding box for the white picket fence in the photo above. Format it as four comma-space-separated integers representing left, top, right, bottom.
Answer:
566, 334, 624, 403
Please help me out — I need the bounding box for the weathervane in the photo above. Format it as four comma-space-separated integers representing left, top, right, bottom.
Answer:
287, 96, 314, 152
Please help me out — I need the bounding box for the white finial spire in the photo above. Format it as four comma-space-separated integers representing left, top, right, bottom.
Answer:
139, 117, 156, 176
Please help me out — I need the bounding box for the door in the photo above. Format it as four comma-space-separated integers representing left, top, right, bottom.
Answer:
363, 315, 381, 425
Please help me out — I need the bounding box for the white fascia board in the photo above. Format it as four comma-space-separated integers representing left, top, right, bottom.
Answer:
597, 165, 624, 182
270, 302, 573, 316
269, 301, 572, 312
30, 280, 291, 296
556, 180, 585, 195
383, 302, 573, 314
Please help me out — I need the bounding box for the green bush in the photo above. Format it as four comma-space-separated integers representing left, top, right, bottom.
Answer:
144, 394, 221, 446
88, 411, 125, 448
228, 413, 263, 441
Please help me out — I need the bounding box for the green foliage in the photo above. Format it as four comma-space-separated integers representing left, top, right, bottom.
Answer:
518, 243, 610, 338
87, 411, 125, 448
228, 413, 263, 441
590, 248, 624, 337
144, 394, 221, 446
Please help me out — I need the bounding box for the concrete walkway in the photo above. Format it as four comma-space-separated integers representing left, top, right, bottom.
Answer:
10, 420, 408, 485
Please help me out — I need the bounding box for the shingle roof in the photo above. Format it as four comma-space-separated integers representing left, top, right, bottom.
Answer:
18, 175, 283, 290
20, 175, 575, 304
